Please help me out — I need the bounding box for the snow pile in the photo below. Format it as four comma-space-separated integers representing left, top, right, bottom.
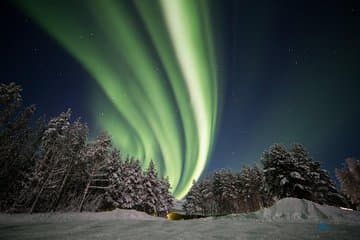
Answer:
248, 198, 360, 223
0, 209, 162, 224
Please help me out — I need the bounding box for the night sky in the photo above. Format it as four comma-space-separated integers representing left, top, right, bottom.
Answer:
1, 0, 360, 198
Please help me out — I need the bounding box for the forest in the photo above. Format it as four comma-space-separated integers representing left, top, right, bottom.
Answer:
183, 144, 360, 216
0, 82, 173, 215
0, 82, 359, 217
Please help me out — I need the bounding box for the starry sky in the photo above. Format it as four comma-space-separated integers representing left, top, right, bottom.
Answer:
1, 0, 360, 198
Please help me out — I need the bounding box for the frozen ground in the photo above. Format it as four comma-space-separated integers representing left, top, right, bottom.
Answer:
1, 198, 359, 240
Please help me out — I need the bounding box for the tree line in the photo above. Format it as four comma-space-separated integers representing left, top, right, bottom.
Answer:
184, 143, 360, 216
1, 82, 359, 216
0, 82, 173, 214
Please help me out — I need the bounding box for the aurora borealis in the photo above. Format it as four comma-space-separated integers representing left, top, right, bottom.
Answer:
2, 0, 360, 200
13, 0, 220, 199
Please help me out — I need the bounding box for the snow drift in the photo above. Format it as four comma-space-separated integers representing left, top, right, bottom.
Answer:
223, 197, 360, 224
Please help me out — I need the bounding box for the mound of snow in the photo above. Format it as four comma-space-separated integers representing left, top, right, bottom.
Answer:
0, 209, 163, 224
252, 198, 360, 223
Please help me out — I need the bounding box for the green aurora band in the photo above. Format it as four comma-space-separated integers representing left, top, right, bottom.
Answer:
15, 0, 220, 199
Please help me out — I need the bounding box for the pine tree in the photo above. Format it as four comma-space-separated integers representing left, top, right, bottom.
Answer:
157, 176, 174, 214
1, 83, 176, 214
240, 166, 269, 212
263, 143, 347, 207
233, 172, 246, 212
27, 109, 88, 213
212, 169, 237, 215
262, 144, 293, 199
50, 118, 87, 211
27, 110, 71, 212
104, 149, 123, 209
184, 166, 271, 216
0, 82, 24, 127
79, 133, 112, 212
116, 157, 145, 210
142, 160, 161, 215
336, 158, 360, 209
289, 144, 314, 200
0, 82, 39, 211
198, 177, 216, 215
292, 144, 348, 207
183, 180, 202, 215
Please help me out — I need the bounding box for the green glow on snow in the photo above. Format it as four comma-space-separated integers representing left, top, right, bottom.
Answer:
15, 0, 220, 199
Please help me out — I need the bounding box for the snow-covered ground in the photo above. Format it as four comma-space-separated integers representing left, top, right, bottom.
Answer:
0, 209, 161, 224
226, 197, 360, 224
1, 198, 359, 240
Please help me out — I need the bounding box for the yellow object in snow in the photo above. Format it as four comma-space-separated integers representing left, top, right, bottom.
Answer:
167, 212, 184, 220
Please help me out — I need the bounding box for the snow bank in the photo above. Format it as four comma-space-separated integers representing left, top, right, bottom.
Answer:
1, 199, 360, 240
0, 209, 163, 224
224, 198, 360, 224
3, 198, 355, 225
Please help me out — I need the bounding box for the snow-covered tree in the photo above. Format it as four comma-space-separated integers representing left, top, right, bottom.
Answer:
213, 169, 237, 215
51, 118, 88, 210
184, 166, 270, 216
142, 160, 161, 215
288, 144, 316, 200
313, 166, 347, 207
238, 166, 271, 212
157, 176, 174, 214
291, 144, 347, 207
262, 144, 295, 199
114, 157, 145, 210
198, 177, 216, 215
263, 143, 347, 207
0, 82, 40, 211
184, 177, 216, 216
0, 82, 24, 127
336, 158, 360, 209
102, 149, 123, 209
79, 133, 112, 212
17, 109, 89, 213
0, 83, 175, 214
183, 180, 203, 215
79, 140, 174, 213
